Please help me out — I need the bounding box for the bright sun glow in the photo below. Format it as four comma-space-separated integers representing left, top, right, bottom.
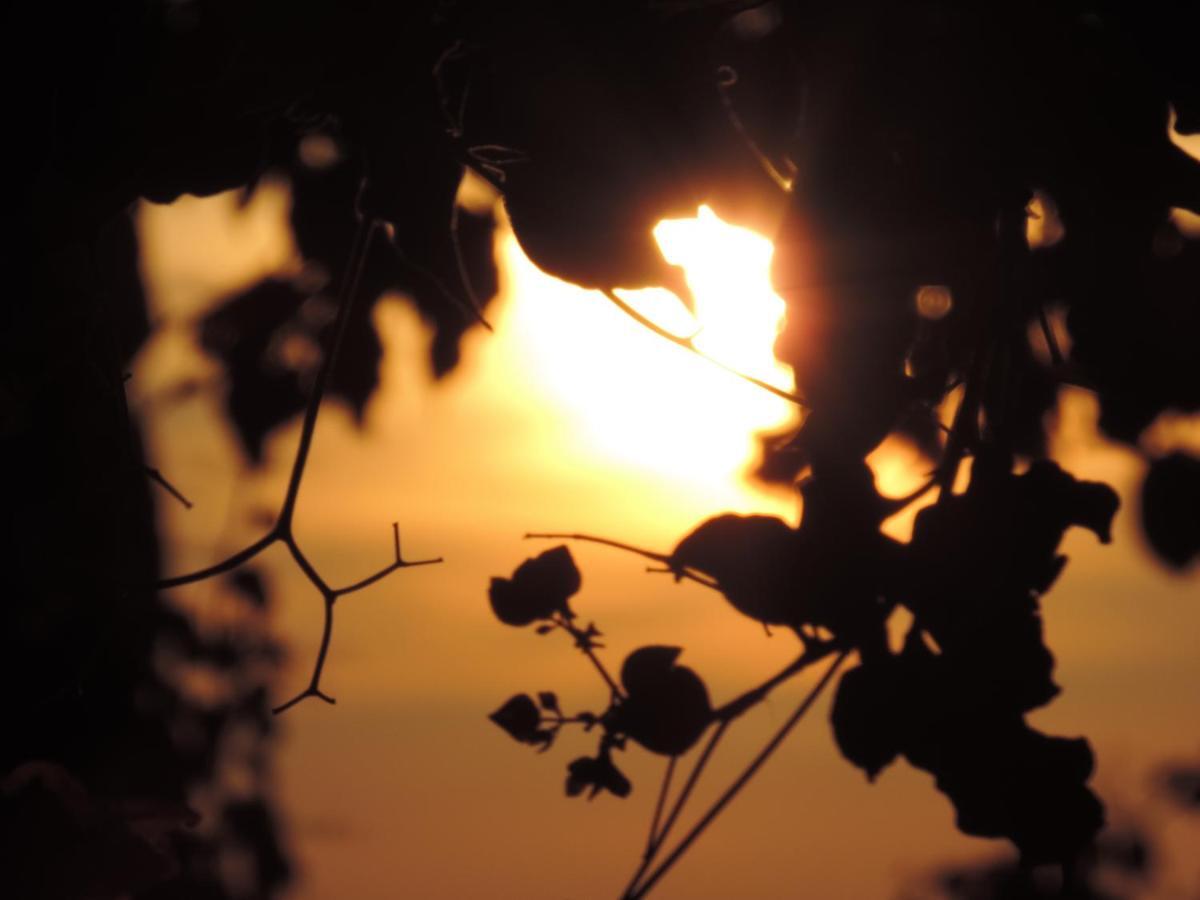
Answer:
500, 205, 797, 493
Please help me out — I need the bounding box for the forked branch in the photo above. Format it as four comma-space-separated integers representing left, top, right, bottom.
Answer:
156, 204, 442, 713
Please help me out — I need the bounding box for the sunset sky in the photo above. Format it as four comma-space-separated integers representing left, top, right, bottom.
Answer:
133, 178, 1200, 899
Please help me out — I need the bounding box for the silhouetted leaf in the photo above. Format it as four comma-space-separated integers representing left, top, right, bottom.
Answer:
489, 694, 548, 746
1140, 453, 1200, 568
672, 514, 798, 626
488, 545, 581, 626
830, 662, 903, 781
614, 646, 712, 756
537, 692, 560, 714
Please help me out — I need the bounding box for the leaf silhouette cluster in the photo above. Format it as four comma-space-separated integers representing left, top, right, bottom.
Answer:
484, 4, 1200, 890
489, 547, 714, 802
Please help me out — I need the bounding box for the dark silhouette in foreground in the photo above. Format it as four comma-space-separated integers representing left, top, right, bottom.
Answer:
4, 1, 1200, 897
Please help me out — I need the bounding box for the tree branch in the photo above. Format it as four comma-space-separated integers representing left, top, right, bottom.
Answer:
155, 200, 442, 713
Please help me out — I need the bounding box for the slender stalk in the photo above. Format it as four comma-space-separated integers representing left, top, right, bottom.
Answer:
156, 532, 277, 589
1037, 303, 1064, 366
601, 289, 807, 407
620, 721, 729, 898
713, 643, 836, 722
647, 757, 677, 853
526, 532, 719, 591
278, 215, 377, 528
143, 465, 194, 509
625, 651, 850, 900
557, 615, 624, 699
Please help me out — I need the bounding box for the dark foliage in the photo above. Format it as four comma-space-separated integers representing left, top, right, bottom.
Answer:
481, 1, 1200, 894
1140, 452, 1200, 569
911, 823, 1153, 900
8, 0, 1200, 896
489, 545, 582, 626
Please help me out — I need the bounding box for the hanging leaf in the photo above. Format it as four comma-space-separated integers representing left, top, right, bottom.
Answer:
672, 515, 798, 626
613, 646, 713, 757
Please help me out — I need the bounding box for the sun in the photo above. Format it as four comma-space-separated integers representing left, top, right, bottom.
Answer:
498, 204, 797, 496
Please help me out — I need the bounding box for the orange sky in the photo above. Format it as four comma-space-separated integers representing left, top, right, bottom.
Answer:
134, 181, 1200, 899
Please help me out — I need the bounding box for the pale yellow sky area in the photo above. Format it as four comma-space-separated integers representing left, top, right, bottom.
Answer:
135, 180, 1200, 900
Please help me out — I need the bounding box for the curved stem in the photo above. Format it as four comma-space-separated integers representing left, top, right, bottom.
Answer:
602, 289, 807, 408
157, 531, 277, 589
525, 532, 719, 591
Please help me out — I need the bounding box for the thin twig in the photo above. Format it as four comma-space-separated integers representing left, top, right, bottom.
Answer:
647, 757, 677, 853
716, 65, 795, 193
156, 203, 442, 713
554, 613, 625, 700
272, 596, 338, 714
143, 466, 194, 509
620, 722, 729, 898
157, 532, 278, 589
621, 645, 835, 896
1037, 303, 1064, 367
601, 289, 808, 408
278, 214, 376, 529
713, 642, 837, 721
625, 650, 850, 900
450, 202, 496, 331
525, 532, 720, 591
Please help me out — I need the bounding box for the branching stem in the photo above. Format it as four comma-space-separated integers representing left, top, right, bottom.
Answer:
553, 613, 625, 700
155, 204, 442, 713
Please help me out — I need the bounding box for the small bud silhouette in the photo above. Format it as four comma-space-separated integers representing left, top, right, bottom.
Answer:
565, 753, 631, 799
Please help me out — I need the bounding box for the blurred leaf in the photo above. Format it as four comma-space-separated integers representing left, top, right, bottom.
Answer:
198, 278, 380, 463
829, 661, 903, 781
1140, 453, 1200, 568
